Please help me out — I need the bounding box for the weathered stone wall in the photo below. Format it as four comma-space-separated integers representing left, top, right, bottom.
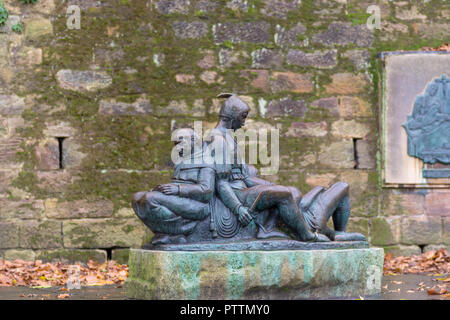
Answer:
0, 0, 448, 261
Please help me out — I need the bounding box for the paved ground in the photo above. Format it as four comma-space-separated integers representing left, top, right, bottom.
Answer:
0, 274, 447, 300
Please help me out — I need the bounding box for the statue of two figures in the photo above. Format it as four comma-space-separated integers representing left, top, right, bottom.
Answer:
132, 94, 366, 246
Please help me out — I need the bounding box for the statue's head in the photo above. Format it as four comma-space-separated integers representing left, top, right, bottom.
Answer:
217, 93, 250, 130
426, 82, 439, 96
412, 96, 426, 118
172, 128, 202, 158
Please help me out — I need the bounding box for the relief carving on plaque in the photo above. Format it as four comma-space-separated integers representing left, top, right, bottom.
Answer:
403, 74, 450, 178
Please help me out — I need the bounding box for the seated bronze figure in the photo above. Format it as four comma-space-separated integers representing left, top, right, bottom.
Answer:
131, 94, 366, 245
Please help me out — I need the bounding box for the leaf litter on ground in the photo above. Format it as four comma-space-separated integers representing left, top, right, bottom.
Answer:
0, 259, 128, 288
384, 249, 449, 297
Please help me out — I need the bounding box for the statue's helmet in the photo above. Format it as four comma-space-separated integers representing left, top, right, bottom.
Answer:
217, 93, 250, 120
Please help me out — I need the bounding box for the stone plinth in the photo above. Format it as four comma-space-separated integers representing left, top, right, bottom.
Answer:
125, 246, 384, 300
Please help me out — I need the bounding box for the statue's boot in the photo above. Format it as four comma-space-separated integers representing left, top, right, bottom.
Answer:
169, 234, 187, 244
151, 233, 171, 245
334, 231, 366, 241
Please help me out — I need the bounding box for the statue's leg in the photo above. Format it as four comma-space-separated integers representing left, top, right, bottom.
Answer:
238, 186, 329, 242
312, 183, 366, 241
332, 194, 351, 232
132, 191, 208, 236
142, 191, 208, 220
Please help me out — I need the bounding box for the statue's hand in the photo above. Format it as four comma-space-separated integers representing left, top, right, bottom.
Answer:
157, 184, 179, 195
237, 206, 253, 226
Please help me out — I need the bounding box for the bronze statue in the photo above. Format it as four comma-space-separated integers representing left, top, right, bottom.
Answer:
132, 128, 215, 245
131, 94, 366, 246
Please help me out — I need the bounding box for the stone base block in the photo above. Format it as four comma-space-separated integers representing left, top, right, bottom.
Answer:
125, 247, 384, 299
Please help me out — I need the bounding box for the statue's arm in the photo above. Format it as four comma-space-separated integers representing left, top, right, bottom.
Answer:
216, 179, 244, 215
178, 167, 215, 203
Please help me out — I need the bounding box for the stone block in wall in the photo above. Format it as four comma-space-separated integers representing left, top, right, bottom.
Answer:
251, 49, 283, 69
425, 191, 450, 217
240, 69, 269, 92
370, 216, 401, 246
195, 0, 220, 13
56, 70, 112, 93
197, 50, 215, 69
226, 0, 249, 12
0, 136, 23, 169
342, 49, 371, 71
265, 98, 307, 118
270, 72, 313, 93
0, 94, 26, 115
354, 139, 377, 169
423, 244, 449, 253
325, 73, 369, 95
382, 245, 422, 257
0, 199, 44, 220
172, 21, 208, 39
219, 49, 249, 68
61, 138, 86, 169
312, 22, 374, 47
43, 122, 76, 138
98, 96, 152, 115
445, 218, 450, 245
19, 220, 63, 249
35, 139, 59, 170
156, 100, 205, 116
36, 249, 107, 263
155, 0, 190, 14
0, 221, 19, 248
12, 46, 43, 67
286, 49, 337, 69
62, 218, 146, 249
115, 207, 135, 218
0, 169, 20, 194
318, 140, 355, 169
346, 217, 369, 239
401, 216, 442, 245
311, 97, 339, 116
112, 248, 130, 264
0, 37, 7, 65
32, 0, 56, 15
331, 119, 371, 139
45, 199, 114, 219
285, 121, 327, 138
175, 74, 195, 84
385, 191, 425, 216
24, 18, 53, 41
213, 22, 271, 44
4, 249, 36, 261
199, 71, 222, 84
413, 23, 450, 39
305, 173, 337, 188
339, 171, 378, 218
379, 22, 409, 42
274, 22, 307, 47
260, 0, 301, 19
36, 170, 78, 193
395, 5, 427, 21
0, 15, 20, 34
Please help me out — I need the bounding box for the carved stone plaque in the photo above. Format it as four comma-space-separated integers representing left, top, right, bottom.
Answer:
402, 75, 450, 178
381, 52, 450, 187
